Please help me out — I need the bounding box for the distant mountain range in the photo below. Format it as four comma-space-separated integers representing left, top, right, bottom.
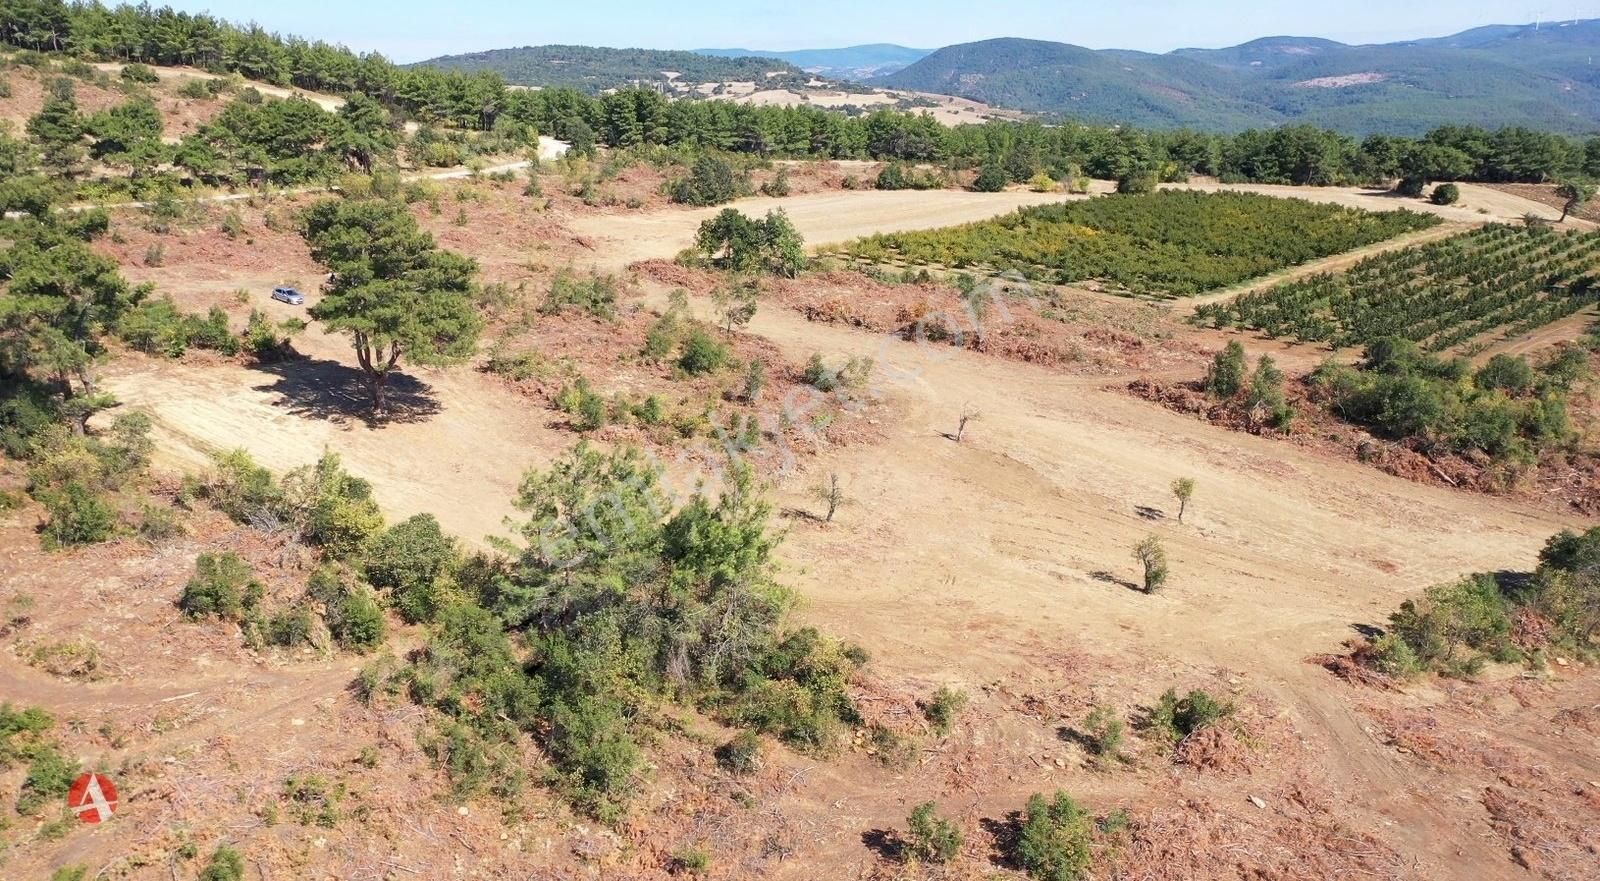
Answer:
874, 21, 1600, 135
694, 44, 931, 80
419, 21, 1600, 135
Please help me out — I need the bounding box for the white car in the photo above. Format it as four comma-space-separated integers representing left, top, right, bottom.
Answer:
270, 286, 305, 306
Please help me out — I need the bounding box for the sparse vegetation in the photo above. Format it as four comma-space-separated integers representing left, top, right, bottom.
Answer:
179, 552, 263, 622
803, 353, 873, 393
1147, 688, 1234, 742
922, 686, 969, 736
1015, 791, 1096, 881
1132, 535, 1168, 593
541, 270, 621, 320
904, 801, 963, 864
197, 846, 245, 881
1170, 478, 1195, 523
1081, 704, 1125, 767
811, 472, 850, 524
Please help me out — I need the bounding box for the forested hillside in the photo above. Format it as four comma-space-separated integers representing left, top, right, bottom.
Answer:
694, 44, 931, 80
877, 22, 1600, 134
412, 45, 816, 93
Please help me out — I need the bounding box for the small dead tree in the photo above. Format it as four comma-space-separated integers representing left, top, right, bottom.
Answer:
956, 403, 981, 443
812, 472, 850, 523
1133, 535, 1169, 594
1171, 477, 1196, 524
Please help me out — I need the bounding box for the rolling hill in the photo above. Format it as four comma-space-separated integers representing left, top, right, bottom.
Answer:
875, 20, 1600, 134
694, 44, 931, 80
412, 45, 815, 93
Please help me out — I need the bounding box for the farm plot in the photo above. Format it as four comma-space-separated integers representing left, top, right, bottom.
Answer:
1195, 225, 1600, 351
827, 190, 1440, 297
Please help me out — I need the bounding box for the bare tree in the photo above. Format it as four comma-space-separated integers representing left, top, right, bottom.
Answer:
812, 472, 850, 523
956, 403, 981, 443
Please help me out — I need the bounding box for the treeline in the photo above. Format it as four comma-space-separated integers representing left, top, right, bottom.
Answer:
3, 0, 1598, 188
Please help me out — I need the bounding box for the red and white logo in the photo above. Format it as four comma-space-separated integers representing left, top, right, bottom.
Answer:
67, 773, 118, 824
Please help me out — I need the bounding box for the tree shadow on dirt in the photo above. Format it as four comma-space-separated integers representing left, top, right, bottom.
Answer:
1350, 622, 1384, 640
1090, 570, 1143, 593
780, 507, 824, 523
860, 829, 902, 861
979, 812, 1024, 870
250, 357, 441, 427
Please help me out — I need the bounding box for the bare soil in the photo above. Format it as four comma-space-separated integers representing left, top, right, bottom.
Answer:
4, 163, 1598, 881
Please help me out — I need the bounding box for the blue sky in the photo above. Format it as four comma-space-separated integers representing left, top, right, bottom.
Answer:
170, 0, 1599, 62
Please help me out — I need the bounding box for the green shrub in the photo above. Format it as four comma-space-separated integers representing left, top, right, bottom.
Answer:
642, 307, 684, 361
555, 377, 608, 431
714, 730, 763, 775
1387, 574, 1513, 674
1204, 341, 1248, 398
923, 686, 968, 736
1016, 791, 1094, 881
428, 720, 525, 801
279, 454, 384, 559
1148, 688, 1233, 741
220, 208, 245, 239
364, 514, 457, 624
540, 271, 619, 319
40, 481, 117, 549
176, 77, 218, 100
179, 552, 263, 621
802, 353, 872, 392
759, 166, 791, 197
677, 329, 729, 375
265, 605, 316, 648
242, 310, 303, 363
0, 703, 54, 769
308, 568, 386, 652
668, 155, 740, 206
18, 743, 79, 815
120, 63, 160, 84
136, 503, 185, 543
740, 358, 767, 402
202, 449, 282, 523
283, 774, 343, 827
1132, 535, 1168, 594
1081, 704, 1124, 765
1430, 183, 1460, 205
972, 161, 1008, 192
1367, 633, 1423, 679
197, 846, 245, 881
670, 845, 711, 874
905, 801, 963, 863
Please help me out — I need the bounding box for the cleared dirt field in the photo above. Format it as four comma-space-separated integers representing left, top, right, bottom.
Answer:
1168, 180, 1584, 227
12, 174, 1599, 880
568, 186, 1119, 271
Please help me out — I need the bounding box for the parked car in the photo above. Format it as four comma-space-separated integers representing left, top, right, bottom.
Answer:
271, 286, 305, 306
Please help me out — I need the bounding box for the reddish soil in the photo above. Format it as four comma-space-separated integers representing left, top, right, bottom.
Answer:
1127, 370, 1600, 515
